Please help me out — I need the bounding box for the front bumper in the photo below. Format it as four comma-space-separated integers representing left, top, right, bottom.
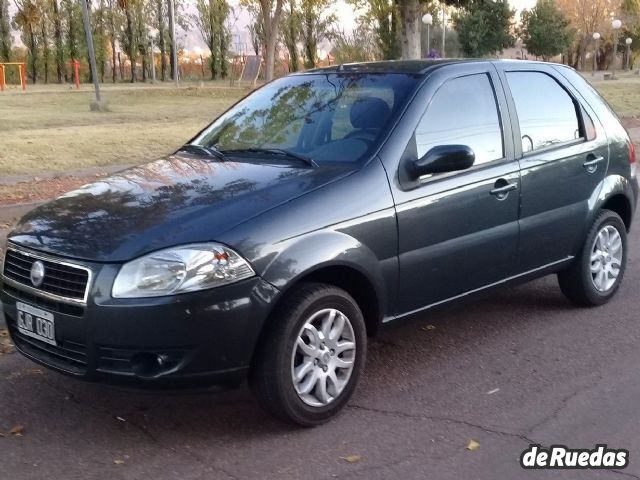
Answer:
0, 258, 280, 388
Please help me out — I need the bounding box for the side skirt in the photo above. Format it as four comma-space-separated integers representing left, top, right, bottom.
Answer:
382, 256, 574, 324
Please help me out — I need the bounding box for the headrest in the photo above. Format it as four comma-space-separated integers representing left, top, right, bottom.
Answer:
350, 97, 391, 130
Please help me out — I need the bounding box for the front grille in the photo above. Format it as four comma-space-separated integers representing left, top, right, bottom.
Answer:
8, 322, 88, 374
3, 248, 90, 303
2, 284, 84, 317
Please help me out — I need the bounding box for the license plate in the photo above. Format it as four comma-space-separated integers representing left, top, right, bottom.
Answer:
16, 302, 56, 346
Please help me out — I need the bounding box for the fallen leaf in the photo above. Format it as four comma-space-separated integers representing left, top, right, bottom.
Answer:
421, 325, 436, 331
340, 455, 361, 464
0, 330, 8, 337
466, 439, 480, 451
25, 369, 43, 375
113, 459, 125, 465
9, 425, 24, 436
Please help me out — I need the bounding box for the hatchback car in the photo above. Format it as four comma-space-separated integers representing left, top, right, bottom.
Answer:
1, 60, 637, 426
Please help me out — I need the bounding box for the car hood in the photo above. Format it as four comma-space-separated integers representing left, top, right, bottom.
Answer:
8, 155, 353, 262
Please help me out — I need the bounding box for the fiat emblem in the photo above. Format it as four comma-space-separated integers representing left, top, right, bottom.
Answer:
30, 260, 45, 287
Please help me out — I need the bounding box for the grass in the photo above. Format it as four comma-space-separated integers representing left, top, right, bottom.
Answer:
0, 82, 247, 176
1, 74, 640, 177
589, 76, 640, 118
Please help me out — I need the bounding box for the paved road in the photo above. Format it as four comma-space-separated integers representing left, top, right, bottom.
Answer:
1, 210, 640, 480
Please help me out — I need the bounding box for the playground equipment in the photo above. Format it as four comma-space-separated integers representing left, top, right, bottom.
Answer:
0, 63, 27, 91
68, 59, 81, 89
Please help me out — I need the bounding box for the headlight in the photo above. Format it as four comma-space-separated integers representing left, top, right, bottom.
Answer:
112, 243, 255, 298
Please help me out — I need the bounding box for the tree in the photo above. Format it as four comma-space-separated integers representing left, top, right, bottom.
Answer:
242, 0, 285, 81
621, 0, 640, 68
454, 0, 515, 57
393, 0, 470, 60
0, 0, 12, 61
37, 0, 51, 83
280, 0, 299, 71
398, 0, 421, 59
331, 25, 378, 62
62, 0, 82, 68
51, 0, 64, 81
299, 0, 335, 68
155, 0, 166, 80
556, 0, 621, 70
193, 0, 231, 79
358, 0, 400, 60
118, 0, 137, 81
13, 0, 40, 82
520, 0, 573, 61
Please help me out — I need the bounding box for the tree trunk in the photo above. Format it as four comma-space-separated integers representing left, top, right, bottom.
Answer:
42, 18, 49, 83
399, 0, 421, 59
52, 0, 64, 82
141, 53, 147, 81
157, 0, 166, 81
260, 0, 284, 82
124, 7, 136, 82
167, 0, 175, 80
28, 25, 37, 83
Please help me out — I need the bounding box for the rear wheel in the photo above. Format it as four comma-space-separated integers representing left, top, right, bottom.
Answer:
249, 283, 366, 427
558, 210, 627, 306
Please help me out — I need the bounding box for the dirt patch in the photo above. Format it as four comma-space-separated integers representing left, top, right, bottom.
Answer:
0, 175, 105, 206
622, 117, 640, 129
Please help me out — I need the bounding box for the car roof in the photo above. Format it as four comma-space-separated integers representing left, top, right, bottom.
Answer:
303, 59, 562, 76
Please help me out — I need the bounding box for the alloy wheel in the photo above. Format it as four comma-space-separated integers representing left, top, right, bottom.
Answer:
290, 308, 356, 407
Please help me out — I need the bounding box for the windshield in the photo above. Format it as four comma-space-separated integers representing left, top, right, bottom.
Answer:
191, 73, 421, 165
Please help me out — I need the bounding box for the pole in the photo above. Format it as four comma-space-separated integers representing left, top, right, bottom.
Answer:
441, 7, 446, 57
169, 0, 178, 87
150, 37, 156, 83
73, 60, 80, 88
612, 33, 618, 77
0, 65, 5, 91
19, 63, 26, 91
626, 43, 631, 71
593, 38, 598, 76
80, 0, 101, 102
426, 25, 430, 56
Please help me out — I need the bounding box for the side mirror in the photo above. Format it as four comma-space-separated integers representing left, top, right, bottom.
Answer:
408, 145, 475, 179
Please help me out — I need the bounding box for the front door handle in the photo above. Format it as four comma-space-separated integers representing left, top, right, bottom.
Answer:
490, 182, 518, 199
583, 155, 605, 173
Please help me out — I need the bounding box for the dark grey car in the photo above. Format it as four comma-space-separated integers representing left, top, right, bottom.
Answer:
1, 60, 637, 426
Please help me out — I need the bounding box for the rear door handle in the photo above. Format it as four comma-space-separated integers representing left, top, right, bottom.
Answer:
490, 182, 518, 198
583, 156, 605, 172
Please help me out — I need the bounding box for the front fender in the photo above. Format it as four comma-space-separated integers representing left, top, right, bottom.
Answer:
260, 230, 388, 316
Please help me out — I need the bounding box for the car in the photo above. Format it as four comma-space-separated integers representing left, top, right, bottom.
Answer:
1, 59, 637, 427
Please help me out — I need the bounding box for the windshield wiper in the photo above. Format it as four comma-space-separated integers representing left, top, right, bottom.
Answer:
222, 148, 318, 168
177, 144, 228, 162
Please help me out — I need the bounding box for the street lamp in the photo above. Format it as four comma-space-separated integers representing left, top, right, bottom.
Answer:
592, 32, 600, 76
612, 19, 622, 78
625, 37, 633, 71
422, 13, 433, 57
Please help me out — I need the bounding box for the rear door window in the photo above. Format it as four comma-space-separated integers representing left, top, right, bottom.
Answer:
506, 71, 581, 153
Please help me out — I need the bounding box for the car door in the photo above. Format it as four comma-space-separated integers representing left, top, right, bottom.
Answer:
380, 63, 521, 315
496, 64, 609, 272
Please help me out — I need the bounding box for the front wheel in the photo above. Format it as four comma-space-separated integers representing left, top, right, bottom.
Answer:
249, 283, 366, 427
558, 209, 627, 306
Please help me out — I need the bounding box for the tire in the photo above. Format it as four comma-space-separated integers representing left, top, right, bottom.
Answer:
249, 282, 366, 427
558, 209, 627, 306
